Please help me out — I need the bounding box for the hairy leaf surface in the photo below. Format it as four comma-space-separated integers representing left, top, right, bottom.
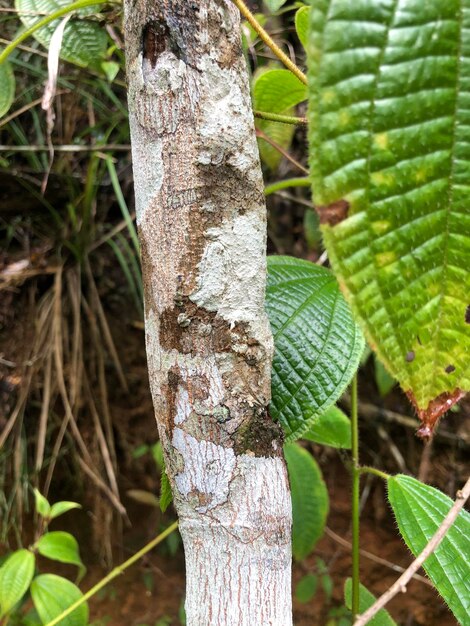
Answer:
266, 256, 364, 440
307, 0, 470, 432
16, 0, 108, 68
388, 474, 470, 624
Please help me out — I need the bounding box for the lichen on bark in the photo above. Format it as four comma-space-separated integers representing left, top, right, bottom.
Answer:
124, 1, 292, 624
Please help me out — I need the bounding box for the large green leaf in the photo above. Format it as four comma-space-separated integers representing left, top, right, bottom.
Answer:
307, 0, 470, 434
266, 255, 364, 441
388, 474, 470, 624
253, 69, 306, 170
344, 578, 397, 625
36, 532, 86, 581
0, 57, 15, 118
31, 574, 88, 626
0, 549, 35, 617
16, 0, 108, 69
284, 443, 329, 560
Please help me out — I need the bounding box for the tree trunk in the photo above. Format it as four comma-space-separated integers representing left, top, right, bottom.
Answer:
123, 2, 292, 624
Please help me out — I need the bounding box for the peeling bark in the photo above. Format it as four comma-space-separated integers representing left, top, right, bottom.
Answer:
123, 2, 292, 624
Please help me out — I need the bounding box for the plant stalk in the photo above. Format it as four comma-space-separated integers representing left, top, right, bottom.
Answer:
44, 521, 179, 626
351, 373, 360, 619
230, 0, 307, 85
264, 177, 310, 196
254, 110, 307, 125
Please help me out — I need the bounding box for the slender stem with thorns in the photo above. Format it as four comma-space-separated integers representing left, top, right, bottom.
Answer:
354, 476, 470, 626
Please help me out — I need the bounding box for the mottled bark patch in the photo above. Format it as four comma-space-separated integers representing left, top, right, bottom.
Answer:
233, 409, 283, 457
159, 301, 251, 355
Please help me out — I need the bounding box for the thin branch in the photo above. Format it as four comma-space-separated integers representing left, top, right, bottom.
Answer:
230, 0, 307, 85
0, 144, 131, 152
324, 527, 432, 587
264, 176, 310, 196
254, 110, 307, 125
256, 128, 308, 173
354, 475, 470, 626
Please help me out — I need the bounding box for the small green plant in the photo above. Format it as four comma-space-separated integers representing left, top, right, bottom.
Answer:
0, 490, 87, 626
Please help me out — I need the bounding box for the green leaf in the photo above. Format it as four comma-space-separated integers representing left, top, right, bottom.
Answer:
0, 549, 35, 617
303, 405, 351, 449
284, 443, 329, 560
307, 0, 470, 429
266, 256, 364, 441
295, 6, 310, 49
253, 69, 306, 170
387, 475, 470, 624
159, 469, 173, 514
49, 501, 81, 520
36, 532, 86, 581
374, 356, 396, 397
264, 0, 288, 12
0, 57, 15, 118
33, 489, 51, 518
31, 574, 88, 626
295, 574, 317, 603
16, 0, 108, 69
344, 578, 397, 625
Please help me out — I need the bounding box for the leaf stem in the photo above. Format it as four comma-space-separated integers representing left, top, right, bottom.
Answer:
350, 372, 360, 619
0, 0, 115, 65
231, 0, 307, 85
44, 521, 179, 626
359, 466, 390, 481
253, 110, 307, 125
264, 177, 310, 196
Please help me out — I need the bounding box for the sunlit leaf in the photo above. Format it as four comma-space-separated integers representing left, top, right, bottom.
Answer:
36, 532, 86, 581
0, 550, 35, 617
31, 574, 88, 626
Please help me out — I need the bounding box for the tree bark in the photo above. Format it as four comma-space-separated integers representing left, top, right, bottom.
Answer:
123, 2, 292, 625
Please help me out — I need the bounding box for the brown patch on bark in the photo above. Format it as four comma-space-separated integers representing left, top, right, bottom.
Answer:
232, 409, 283, 457
142, 20, 170, 67
159, 301, 251, 356
315, 199, 350, 226
407, 388, 466, 439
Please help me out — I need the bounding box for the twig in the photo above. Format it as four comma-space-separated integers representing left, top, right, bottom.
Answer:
256, 128, 308, 173
354, 475, 470, 625
230, 0, 307, 85
254, 110, 307, 125
324, 527, 432, 587
0, 144, 131, 152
